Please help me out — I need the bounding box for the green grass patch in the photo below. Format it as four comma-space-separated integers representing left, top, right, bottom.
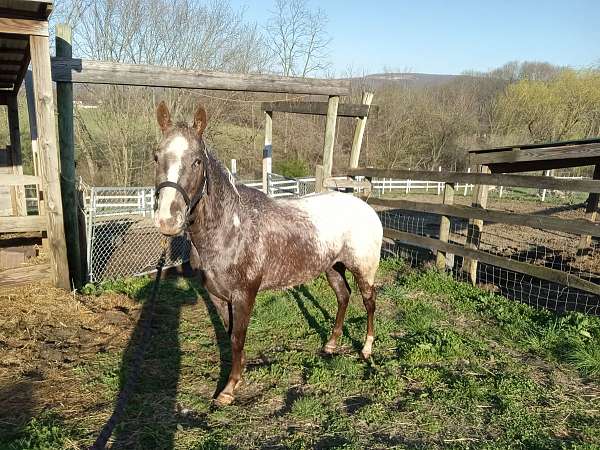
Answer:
4, 261, 600, 449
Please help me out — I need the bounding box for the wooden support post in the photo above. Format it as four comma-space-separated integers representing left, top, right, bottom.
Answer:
262, 111, 272, 194
322, 95, 339, 177
230, 159, 237, 177
436, 182, 455, 270
578, 164, 600, 253
56, 24, 82, 288
462, 165, 490, 285
315, 165, 325, 193
349, 92, 373, 169
30, 34, 70, 290
7, 94, 26, 216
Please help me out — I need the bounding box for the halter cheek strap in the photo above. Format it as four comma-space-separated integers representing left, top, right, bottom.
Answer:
155, 168, 208, 228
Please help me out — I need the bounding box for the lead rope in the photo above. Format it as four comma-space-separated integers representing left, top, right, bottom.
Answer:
89, 238, 169, 450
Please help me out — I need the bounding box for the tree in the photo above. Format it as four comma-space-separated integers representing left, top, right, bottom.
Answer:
265, 0, 331, 77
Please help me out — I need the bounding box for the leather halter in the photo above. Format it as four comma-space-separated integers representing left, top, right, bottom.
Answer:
155, 167, 208, 228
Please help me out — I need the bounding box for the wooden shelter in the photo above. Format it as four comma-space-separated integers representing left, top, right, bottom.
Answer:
0, 0, 70, 289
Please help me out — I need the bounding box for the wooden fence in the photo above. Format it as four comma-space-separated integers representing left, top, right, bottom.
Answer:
333, 168, 600, 298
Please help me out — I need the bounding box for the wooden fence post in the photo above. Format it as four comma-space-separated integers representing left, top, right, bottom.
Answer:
262, 110, 272, 194
6, 95, 26, 216
349, 92, 373, 169
56, 24, 82, 288
315, 164, 325, 193
30, 34, 70, 290
578, 164, 600, 253
322, 96, 339, 177
436, 182, 455, 270
462, 165, 490, 285
25, 70, 46, 248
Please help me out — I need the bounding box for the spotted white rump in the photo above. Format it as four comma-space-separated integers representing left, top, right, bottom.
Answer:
285, 191, 383, 283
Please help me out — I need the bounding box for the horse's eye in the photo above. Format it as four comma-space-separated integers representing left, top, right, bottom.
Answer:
192, 158, 201, 168
153, 154, 158, 163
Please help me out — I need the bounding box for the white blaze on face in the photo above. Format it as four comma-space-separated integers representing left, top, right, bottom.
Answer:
156, 136, 188, 226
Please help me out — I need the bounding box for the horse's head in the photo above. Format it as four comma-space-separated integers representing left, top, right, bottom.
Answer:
153, 101, 208, 236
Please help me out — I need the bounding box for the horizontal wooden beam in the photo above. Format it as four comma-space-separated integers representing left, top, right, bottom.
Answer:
0, 18, 48, 37
471, 142, 600, 166
324, 177, 372, 190
346, 168, 600, 193
368, 197, 600, 237
0, 262, 50, 289
51, 58, 351, 96
384, 228, 600, 296
261, 101, 378, 118
0, 174, 41, 185
0, 215, 47, 233
0, 47, 27, 55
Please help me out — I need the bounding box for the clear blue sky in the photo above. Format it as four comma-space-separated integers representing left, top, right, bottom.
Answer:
231, 0, 600, 76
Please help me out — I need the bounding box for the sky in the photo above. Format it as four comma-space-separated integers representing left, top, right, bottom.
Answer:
231, 0, 600, 76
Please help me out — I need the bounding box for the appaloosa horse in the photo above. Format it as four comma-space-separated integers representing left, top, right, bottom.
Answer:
153, 101, 383, 405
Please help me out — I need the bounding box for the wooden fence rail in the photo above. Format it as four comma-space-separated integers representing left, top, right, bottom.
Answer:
344, 167, 600, 297
346, 168, 600, 193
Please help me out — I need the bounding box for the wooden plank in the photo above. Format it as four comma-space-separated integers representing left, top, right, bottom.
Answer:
51, 58, 351, 95
6, 95, 26, 216
349, 92, 374, 169
0, 263, 50, 289
0, 18, 48, 36
323, 177, 371, 190
261, 100, 377, 118
463, 165, 490, 284
0, 173, 41, 185
364, 197, 600, 237
315, 164, 325, 193
30, 34, 70, 290
0, 214, 47, 232
322, 96, 339, 177
470, 142, 600, 166
346, 168, 600, 193
436, 182, 454, 270
262, 111, 272, 194
0, 47, 28, 54
384, 228, 600, 296
55, 24, 82, 288
484, 157, 600, 174
578, 164, 600, 251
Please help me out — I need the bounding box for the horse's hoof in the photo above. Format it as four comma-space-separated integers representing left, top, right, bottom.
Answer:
322, 344, 336, 355
214, 392, 235, 406
361, 349, 372, 360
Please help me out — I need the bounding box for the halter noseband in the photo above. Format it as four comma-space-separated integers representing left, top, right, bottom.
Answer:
155, 168, 208, 228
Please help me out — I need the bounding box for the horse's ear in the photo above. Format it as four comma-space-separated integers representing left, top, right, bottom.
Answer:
156, 101, 172, 134
192, 104, 207, 137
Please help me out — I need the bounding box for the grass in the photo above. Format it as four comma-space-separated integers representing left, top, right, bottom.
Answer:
2, 259, 600, 449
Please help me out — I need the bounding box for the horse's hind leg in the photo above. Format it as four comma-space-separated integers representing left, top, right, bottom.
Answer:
323, 262, 351, 354
353, 270, 376, 360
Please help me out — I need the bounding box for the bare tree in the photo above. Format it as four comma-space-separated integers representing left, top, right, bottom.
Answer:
265, 0, 331, 77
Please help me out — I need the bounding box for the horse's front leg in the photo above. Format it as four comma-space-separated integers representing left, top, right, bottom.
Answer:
214, 290, 256, 406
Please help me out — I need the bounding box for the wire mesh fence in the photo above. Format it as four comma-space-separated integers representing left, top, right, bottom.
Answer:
378, 207, 600, 315
84, 186, 190, 282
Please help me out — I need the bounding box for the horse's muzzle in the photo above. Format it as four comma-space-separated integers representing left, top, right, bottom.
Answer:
155, 214, 185, 236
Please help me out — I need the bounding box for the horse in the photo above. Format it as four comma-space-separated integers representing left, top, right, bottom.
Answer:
153, 101, 383, 405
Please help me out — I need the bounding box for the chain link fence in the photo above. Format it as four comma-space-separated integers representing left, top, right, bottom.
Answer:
83, 187, 190, 282
82, 175, 317, 283
378, 208, 600, 315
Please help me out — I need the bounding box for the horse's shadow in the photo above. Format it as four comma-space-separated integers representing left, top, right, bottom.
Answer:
290, 285, 362, 353
107, 267, 230, 449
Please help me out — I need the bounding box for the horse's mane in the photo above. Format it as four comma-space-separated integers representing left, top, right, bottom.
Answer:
203, 145, 240, 202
